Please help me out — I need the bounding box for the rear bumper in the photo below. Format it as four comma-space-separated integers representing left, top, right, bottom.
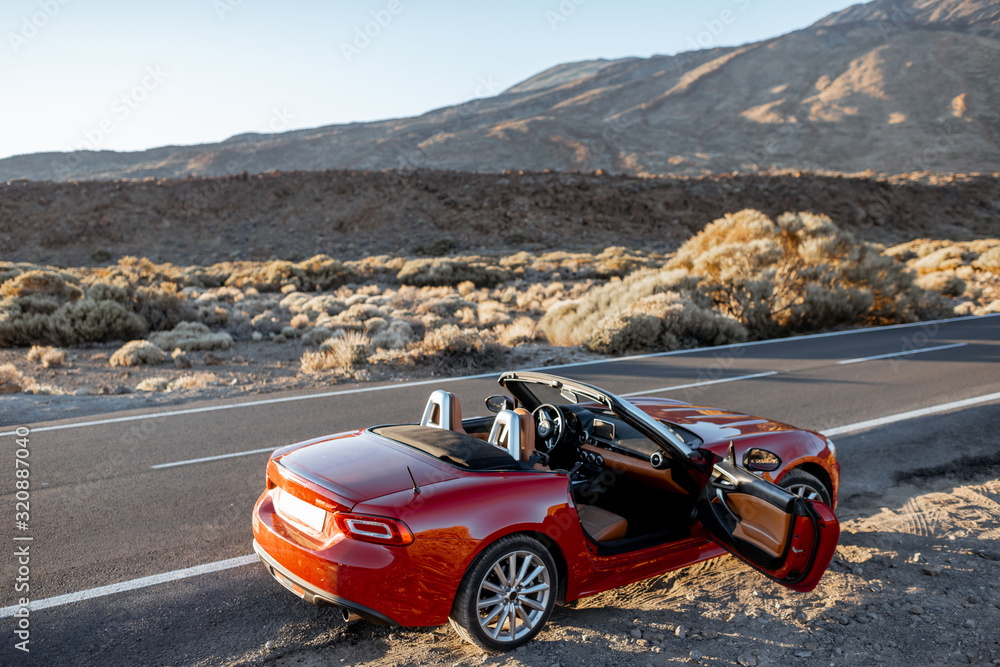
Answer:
253, 539, 397, 626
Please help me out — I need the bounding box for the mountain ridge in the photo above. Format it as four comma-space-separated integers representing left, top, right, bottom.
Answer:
3, 0, 998, 182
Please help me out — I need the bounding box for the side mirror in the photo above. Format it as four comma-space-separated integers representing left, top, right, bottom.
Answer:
743, 448, 781, 472
485, 395, 515, 413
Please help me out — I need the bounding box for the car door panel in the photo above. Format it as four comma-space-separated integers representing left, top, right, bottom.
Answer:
726, 492, 792, 559
697, 451, 839, 592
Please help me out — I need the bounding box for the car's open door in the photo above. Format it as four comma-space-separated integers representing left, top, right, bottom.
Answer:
696, 447, 839, 592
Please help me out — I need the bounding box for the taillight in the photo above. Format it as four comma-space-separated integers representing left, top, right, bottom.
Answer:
334, 513, 414, 546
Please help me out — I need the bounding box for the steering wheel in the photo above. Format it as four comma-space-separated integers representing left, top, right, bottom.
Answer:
532, 404, 565, 453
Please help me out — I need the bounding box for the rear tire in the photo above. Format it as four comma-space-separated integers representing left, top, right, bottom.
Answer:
779, 469, 832, 506
449, 535, 557, 652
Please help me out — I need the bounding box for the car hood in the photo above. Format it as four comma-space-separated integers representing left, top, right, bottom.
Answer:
276, 429, 459, 506
641, 400, 798, 446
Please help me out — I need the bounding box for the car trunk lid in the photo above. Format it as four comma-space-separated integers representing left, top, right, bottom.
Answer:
275, 429, 460, 507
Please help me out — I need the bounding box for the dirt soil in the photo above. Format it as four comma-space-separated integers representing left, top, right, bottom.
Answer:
3, 170, 999, 268
211, 464, 1000, 667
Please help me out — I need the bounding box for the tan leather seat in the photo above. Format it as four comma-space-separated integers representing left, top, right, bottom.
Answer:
577, 504, 628, 543
513, 408, 541, 466
419, 390, 465, 434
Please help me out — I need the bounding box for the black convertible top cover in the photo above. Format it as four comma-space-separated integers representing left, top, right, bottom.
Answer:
371, 425, 521, 471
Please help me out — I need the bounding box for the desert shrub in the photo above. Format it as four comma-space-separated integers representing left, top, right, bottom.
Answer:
0, 296, 147, 347
915, 273, 966, 297
301, 332, 370, 373
397, 258, 510, 287
170, 372, 218, 390
26, 345, 66, 368
0, 364, 26, 393
542, 210, 942, 349
412, 324, 505, 371
347, 255, 407, 281
0, 269, 150, 348
975, 247, 1000, 274
110, 340, 166, 367
137, 376, 171, 392
0, 270, 82, 301
225, 255, 354, 292
977, 299, 1000, 314
911, 247, 969, 274
416, 296, 477, 318
667, 210, 937, 335
370, 320, 414, 350
478, 300, 512, 326
86, 282, 131, 305
59, 299, 148, 344
582, 292, 748, 354
149, 322, 233, 351
496, 317, 539, 346
593, 246, 655, 278
290, 313, 311, 329
540, 269, 695, 346
337, 302, 386, 324
133, 283, 190, 331
250, 311, 283, 335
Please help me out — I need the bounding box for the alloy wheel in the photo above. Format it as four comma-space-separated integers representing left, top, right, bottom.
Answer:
475, 550, 551, 643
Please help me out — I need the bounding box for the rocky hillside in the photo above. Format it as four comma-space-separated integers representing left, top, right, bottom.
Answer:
2, 0, 998, 182
2, 170, 997, 267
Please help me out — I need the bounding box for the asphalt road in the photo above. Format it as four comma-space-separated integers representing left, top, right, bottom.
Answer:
1, 314, 998, 665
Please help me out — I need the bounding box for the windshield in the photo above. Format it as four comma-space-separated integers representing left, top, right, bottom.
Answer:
504, 379, 600, 408
500, 372, 695, 458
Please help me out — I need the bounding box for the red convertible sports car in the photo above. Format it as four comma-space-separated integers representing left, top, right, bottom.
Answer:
252, 371, 840, 651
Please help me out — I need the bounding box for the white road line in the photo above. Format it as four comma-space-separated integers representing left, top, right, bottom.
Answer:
836, 342, 968, 366
0, 555, 257, 619
821, 391, 1000, 437
9, 387, 1000, 616
150, 446, 278, 469
621, 371, 778, 397
2, 312, 995, 438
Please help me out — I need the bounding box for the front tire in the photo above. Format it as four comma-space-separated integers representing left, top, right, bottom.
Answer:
449, 535, 557, 652
779, 469, 832, 506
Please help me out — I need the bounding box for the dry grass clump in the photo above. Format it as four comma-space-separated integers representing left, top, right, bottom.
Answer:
1, 270, 83, 300
975, 247, 1000, 273
496, 317, 540, 346
110, 340, 166, 367
225, 255, 354, 292
884, 239, 1000, 315
582, 292, 749, 354
27, 345, 67, 368
136, 376, 171, 392
300, 331, 371, 373
915, 273, 966, 297
0, 363, 26, 393
413, 324, 505, 371
149, 322, 233, 351
170, 372, 219, 390
369, 320, 414, 350
397, 258, 510, 288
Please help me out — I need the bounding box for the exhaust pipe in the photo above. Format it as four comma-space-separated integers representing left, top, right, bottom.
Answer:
342, 608, 361, 623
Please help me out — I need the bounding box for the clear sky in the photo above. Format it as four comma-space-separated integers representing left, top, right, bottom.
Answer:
0, 0, 862, 160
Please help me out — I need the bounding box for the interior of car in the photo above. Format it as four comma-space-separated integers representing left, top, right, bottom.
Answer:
418, 389, 702, 555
